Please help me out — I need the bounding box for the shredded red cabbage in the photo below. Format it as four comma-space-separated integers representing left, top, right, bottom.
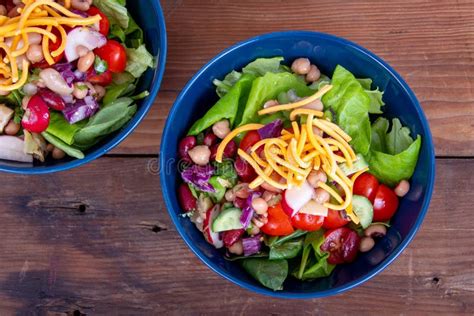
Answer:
62, 96, 99, 124
181, 164, 215, 193
242, 235, 262, 256
258, 119, 283, 139
240, 193, 260, 229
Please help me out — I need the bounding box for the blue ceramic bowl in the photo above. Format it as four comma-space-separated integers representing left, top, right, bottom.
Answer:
0, 0, 167, 174
160, 31, 435, 298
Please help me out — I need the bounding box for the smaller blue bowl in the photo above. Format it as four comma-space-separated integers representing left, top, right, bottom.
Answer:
0, 0, 167, 174
160, 31, 435, 298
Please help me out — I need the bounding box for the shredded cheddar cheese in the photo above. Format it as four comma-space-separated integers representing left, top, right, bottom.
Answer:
0, 0, 102, 92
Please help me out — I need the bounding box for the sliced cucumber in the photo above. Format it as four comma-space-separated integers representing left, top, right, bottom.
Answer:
339, 153, 368, 176
211, 207, 243, 232
352, 195, 373, 229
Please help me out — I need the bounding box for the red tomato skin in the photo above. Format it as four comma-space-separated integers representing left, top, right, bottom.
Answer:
261, 203, 294, 236
373, 184, 399, 222
291, 213, 324, 231
86, 69, 113, 86
87, 6, 110, 36
94, 40, 127, 73
322, 209, 350, 229
239, 130, 261, 152
353, 172, 380, 203
321, 227, 360, 265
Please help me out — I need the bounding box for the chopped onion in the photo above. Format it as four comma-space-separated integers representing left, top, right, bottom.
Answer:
284, 180, 314, 216
242, 235, 262, 256
65, 27, 107, 62
299, 200, 328, 217
0, 136, 33, 163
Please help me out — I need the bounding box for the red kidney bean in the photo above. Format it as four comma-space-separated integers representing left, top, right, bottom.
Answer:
203, 132, 218, 147
233, 197, 246, 209
222, 229, 245, 247
234, 156, 257, 182
21, 95, 50, 133
178, 136, 197, 159
37, 88, 66, 111
210, 140, 237, 161
178, 183, 197, 212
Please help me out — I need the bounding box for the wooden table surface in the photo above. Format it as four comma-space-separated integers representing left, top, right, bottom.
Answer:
1, 0, 473, 314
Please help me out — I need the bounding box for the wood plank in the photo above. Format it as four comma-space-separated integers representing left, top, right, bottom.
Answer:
111, 0, 474, 156
0, 158, 472, 314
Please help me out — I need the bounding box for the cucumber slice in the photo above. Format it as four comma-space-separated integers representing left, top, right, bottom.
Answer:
339, 153, 368, 176
352, 195, 373, 229
211, 207, 243, 232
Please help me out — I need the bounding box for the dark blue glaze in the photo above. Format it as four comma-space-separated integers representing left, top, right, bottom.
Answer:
0, 0, 167, 174
160, 31, 435, 298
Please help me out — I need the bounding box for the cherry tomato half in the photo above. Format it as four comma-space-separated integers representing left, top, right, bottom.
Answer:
291, 213, 324, 231
86, 69, 113, 86
32, 28, 64, 68
239, 130, 261, 152
320, 227, 360, 265
87, 6, 110, 36
94, 40, 127, 73
261, 203, 294, 236
373, 184, 399, 222
353, 172, 379, 203
322, 209, 350, 229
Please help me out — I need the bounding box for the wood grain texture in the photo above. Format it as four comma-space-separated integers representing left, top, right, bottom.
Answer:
111, 0, 474, 156
0, 158, 472, 314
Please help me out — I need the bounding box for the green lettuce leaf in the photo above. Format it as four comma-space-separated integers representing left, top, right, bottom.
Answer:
46, 112, 85, 145
212, 71, 242, 98
322, 65, 372, 155
241, 57, 285, 76
93, 0, 129, 29
366, 88, 385, 114
241, 258, 288, 291
42, 132, 84, 159
188, 73, 256, 135
239, 72, 312, 126
125, 45, 154, 78
269, 237, 304, 260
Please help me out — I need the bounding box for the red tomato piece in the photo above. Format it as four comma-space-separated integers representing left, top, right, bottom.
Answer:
322, 209, 350, 229
86, 69, 113, 86
94, 40, 127, 73
234, 155, 257, 182
353, 172, 380, 203
239, 130, 261, 152
87, 6, 110, 36
21, 95, 50, 133
373, 184, 399, 222
291, 213, 324, 232
261, 203, 294, 236
320, 227, 360, 265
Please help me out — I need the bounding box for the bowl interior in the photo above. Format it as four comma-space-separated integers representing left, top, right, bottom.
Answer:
161, 31, 434, 298
0, 0, 167, 174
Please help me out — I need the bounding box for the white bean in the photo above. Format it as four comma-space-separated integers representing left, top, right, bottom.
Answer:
26, 44, 44, 63
22, 83, 38, 96
314, 188, 330, 204
39, 69, 74, 96
303, 99, 323, 111
307, 170, 327, 188
77, 51, 95, 72
76, 45, 89, 58
359, 237, 375, 252
252, 197, 268, 215
395, 180, 410, 197
71, 0, 92, 11
27, 33, 42, 45
263, 99, 279, 109
228, 240, 243, 255
73, 82, 88, 99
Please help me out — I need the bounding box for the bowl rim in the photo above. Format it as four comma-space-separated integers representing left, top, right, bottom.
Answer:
160, 30, 436, 299
0, 0, 168, 175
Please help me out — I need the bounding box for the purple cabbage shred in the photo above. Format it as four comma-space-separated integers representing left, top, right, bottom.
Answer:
258, 119, 283, 139
62, 96, 99, 124
242, 235, 262, 256
181, 165, 215, 193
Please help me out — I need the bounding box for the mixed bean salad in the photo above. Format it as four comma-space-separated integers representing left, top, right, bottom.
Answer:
0, 0, 153, 163
177, 57, 421, 290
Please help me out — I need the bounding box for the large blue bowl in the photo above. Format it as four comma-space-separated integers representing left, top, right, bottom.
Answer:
0, 0, 167, 174
160, 31, 435, 298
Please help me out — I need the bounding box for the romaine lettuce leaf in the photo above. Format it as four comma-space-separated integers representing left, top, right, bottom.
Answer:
241, 57, 285, 76
45, 112, 85, 145
356, 78, 385, 114
188, 73, 256, 135
239, 72, 312, 126
212, 71, 242, 98
42, 132, 85, 159
125, 45, 154, 78
322, 65, 372, 155
93, 0, 129, 29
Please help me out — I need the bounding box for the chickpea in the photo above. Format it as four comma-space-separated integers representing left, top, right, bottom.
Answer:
77, 51, 95, 72
4, 120, 20, 135
306, 65, 321, 83
93, 85, 106, 100
0, 5, 6, 16
359, 237, 375, 252
291, 58, 311, 75
73, 83, 88, 99
395, 180, 410, 197
187, 145, 211, 166
263, 99, 279, 109
76, 45, 89, 58
212, 120, 230, 139
314, 188, 330, 204
46, 144, 54, 152
52, 147, 66, 160
303, 99, 323, 111
71, 0, 92, 11
307, 170, 327, 188
26, 44, 44, 63
364, 224, 387, 238
252, 197, 268, 215
228, 240, 243, 255
224, 190, 235, 202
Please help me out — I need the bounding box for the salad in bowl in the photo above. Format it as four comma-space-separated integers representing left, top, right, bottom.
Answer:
175, 56, 421, 291
0, 0, 154, 164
